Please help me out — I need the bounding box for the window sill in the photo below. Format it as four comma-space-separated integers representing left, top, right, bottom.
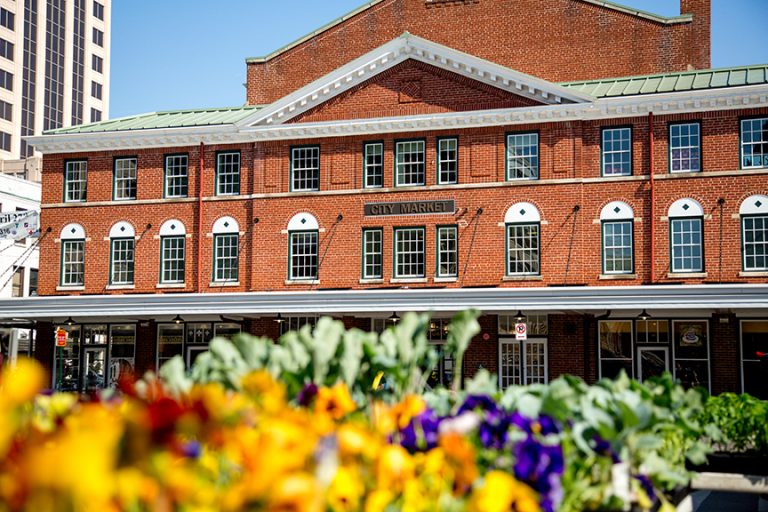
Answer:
56, 285, 84, 291
106, 284, 135, 290
390, 278, 428, 284
156, 283, 186, 289
667, 272, 707, 279
359, 278, 384, 284
285, 279, 319, 285
739, 271, 768, 277
209, 281, 240, 287
433, 277, 458, 283
599, 274, 637, 280
502, 275, 542, 281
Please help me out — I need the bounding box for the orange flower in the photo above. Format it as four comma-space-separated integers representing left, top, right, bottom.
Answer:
0, 358, 46, 405
376, 445, 414, 493
268, 473, 322, 512
315, 382, 357, 421
439, 432, 479, 494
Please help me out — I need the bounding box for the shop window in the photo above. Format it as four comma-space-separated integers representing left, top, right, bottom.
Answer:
499, 313, 548, 389
395, 140, 425, 186
393, 227, 425, 278
437, 137, 458, 184
157, 322, 241, 369
64, 160, 87, 202
740, 195, 768, 272
363, 142, 383, 188
426, 318, 455, 389
672, 320, 710, 391
164, 154, 188, 198
362, 228, 383, 279
601, 127, 632, 176
506, 132, 539, 180
599, 320, 633, 379
669, 122, 701, 173
279, 316, 317, 336
741, 320, 768, 399
741, 118, 768, 169
291, 146, 320, 191
108, 325, 135, 387
215, 151, 240, 196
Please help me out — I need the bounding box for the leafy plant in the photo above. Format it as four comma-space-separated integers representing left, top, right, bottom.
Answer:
697, 393, 768, 453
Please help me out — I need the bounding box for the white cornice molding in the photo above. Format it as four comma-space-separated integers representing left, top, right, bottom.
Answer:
236, 34, 593, 128
25, 84, 768, 154
1, 284, 766, 320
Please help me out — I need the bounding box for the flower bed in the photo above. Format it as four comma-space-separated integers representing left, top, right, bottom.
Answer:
0, 312, 764, 511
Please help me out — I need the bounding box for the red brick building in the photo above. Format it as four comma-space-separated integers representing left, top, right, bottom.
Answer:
4, 0, 768, 396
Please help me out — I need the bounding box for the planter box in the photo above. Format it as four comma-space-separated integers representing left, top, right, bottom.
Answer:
689, 452, 768, 476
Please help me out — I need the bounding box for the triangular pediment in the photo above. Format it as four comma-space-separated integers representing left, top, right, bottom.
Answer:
237, 33, 593, 128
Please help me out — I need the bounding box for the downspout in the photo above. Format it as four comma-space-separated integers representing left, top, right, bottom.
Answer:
197, 142, 205, 293
648, 112, 655, 284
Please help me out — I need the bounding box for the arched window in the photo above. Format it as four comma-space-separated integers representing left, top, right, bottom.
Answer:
504, 203, 540, 276
287, 213, 319, 280
60, 223, 86, 286
159, 219, 186, 284
600, 201, 634, 275
740, 195, 768, 272
668, 199, 704, 273
109, 221, 136, 285
212, 216, 239, 283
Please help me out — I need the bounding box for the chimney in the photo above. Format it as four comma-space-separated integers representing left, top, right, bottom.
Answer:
680, 0, 711, 70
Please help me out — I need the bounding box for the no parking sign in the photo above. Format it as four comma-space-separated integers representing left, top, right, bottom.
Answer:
515, 323, 527, 341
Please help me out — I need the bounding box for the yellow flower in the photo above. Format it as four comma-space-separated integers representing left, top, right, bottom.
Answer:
337, 423, 379, 461
469, 471, 540, 512
241, 370, 286, 412
365, 489, 394, 512
371, 395, 425, 435
327, 466, 364, 512
268, 472, 322, 512
0, 358, 46, 405
315, 382, 357, 421
376, 445, 415, 493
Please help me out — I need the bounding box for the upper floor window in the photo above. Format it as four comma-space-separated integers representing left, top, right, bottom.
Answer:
113, 157, 137, 200
394, 227, 425, 278
0, 131, 10, 152
602, 127, 632, 176
363, 142, 383, 188
436, 225, 458, 277
164, 154, 188, 198
215, 151, 240, 196
0, 99, 11, 121
291, 146, 320, 192
600, 201, 634, 274
92, 54, 103, 73
91, 80, 102, 100
159, 219, 186, 284
92, 27, 104, 47
362, 228, 383, 279
670, 122, 701, 173
11, 267, 23, 297
0, 8, 14, 31
60, 224, 86, 287
437, 137, 458, 185
740, 195, 768, 272
64, 160, 87, 202
287, 213, 319, 280
505, 202, 540, 276
109, 222, 135, 285
506, 132, 539, 180
0, 69, 13, 91
91, 108, 102, 123
741, 118, 768, 169
668, 199, 704, 273
29, 269, 38, 296
93, 1, 104, 20
0, 38, 13, 61
212, 216, 239, 283
395, 140, 425, 186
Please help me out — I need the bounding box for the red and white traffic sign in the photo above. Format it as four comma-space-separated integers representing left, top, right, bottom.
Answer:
515, 323, 527, 340
56, 328, 68, 347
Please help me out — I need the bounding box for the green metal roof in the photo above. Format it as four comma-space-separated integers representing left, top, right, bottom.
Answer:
44, 106, 263, 135
561, 64, 768, 98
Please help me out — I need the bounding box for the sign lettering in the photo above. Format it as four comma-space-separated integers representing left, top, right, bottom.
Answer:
364, 200, 455, 217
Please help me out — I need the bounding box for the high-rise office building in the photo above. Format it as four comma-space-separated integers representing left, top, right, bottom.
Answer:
0, 0, 110, 169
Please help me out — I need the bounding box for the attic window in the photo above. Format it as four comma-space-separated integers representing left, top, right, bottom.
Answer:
425, 0, 478, 6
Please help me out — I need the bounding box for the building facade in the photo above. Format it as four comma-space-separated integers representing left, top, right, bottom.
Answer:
2, 0, 768, 397
0, 0, 110, 161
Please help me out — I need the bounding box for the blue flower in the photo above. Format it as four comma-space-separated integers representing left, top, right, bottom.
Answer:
399, 409, 443, 452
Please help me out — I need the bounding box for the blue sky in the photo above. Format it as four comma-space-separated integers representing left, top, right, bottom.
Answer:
110, 0, 768, 118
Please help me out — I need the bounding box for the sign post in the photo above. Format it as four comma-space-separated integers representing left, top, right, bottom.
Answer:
515, 323, 527, 341
55, 328, 67, 391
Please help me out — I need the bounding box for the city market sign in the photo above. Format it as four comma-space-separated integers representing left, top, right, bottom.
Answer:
364, 200, 455, 216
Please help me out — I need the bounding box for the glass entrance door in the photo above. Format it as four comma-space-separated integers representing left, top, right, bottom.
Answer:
83, 347, 107, 393
186, 346, 209, 367
638, 347, 669, 382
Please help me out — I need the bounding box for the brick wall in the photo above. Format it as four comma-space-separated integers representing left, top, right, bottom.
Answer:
38, 106, 768, 296
710, 312, 739, 394
246, 0, 710, 105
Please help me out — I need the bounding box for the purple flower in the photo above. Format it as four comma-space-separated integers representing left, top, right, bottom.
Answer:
399, 409, 443, 453
181, 441, 202, 459
510, 412, 560, 436
633, 474, 657, 504
478, 410, 511, 449
296, 382, 318, 407
513, 436, 564, 512
592, 434, 620, 463
457, 394, 500, 415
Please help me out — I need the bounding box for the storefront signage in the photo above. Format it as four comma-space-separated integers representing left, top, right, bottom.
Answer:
364, 200, 455, 216
56, 328, 68, 347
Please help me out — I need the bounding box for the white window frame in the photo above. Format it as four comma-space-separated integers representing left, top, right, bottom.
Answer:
362, 228, 383, 279
670, 217, 703, 273
506, 223, 540, 276
164, 154, 188, 198
742, 215, 768, 272
601, 127, 632, 176
289, 231, 319, 280
437, 137, 458, 185
393, 227, 425, 278
291, 146, 320, 192
506, 132, 539, 180
213, 233, 239, 283
160, 236, 185, 284
436, 225, 458, 277
215, 151, 240, 196
61, 240, 85, 286
64, 160, 87, 202
363, 142, 383, 188
498, 338, 548, 389
395, 140, 425, 187
113, 158, 137, 201
741, 117, 768, 169
602, 220, 634, 274
110, 237, 135, 285
669, 122, 701, 173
